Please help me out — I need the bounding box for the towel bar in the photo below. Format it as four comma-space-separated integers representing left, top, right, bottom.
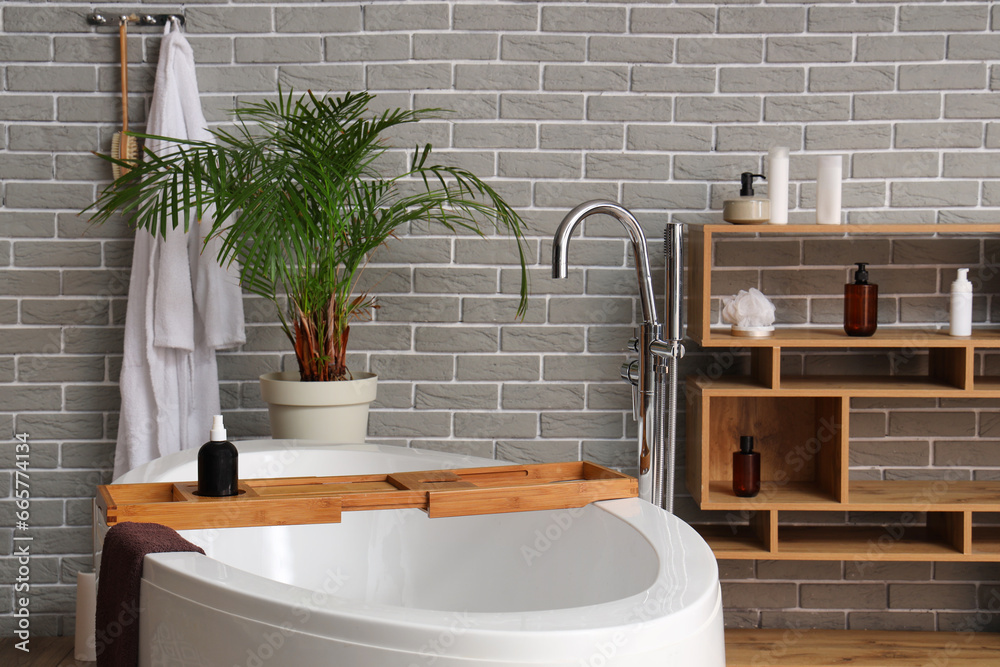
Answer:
87, 12, 185, 27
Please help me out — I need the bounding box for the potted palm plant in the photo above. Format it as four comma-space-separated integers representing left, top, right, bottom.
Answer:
86, 89, 529, 440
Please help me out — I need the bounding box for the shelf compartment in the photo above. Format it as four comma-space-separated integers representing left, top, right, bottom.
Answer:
690, 375, 969, 397
701, 223, 998, 235
971, 512, 1000, 556
692, 524, 770, 560
848, 481, 1000, 511
972, 528, 1000, 556
703, 480, 845, 510
698, 326, 997, 349
930, 347, 973, 390
686, 391, 848, 508
751, 347, 780, 390
778, 375, 966, 396
778, 512, 968, 561
928, 510, 971, 555
699, 511, 981, 561
687, 375, 772, 396
689, 223, 1000, 350
704, 481, 1000, 512
702, 524, 971, 561
691, 510, 776, 560
968, 377, 1000, 396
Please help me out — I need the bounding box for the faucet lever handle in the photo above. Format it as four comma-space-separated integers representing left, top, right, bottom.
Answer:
620, 360, 641, 422
630, 383, 640, 422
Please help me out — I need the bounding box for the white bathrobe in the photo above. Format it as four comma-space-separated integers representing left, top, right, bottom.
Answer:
114, 19, 245, 478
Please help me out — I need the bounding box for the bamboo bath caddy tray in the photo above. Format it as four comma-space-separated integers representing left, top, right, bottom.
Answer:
97, 461, 637, 531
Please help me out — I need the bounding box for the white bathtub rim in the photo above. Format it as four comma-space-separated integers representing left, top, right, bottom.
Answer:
141, 498, 721, 661
140, 572, 724, 665
143, 553, 721, 663
142, 499, 716, 625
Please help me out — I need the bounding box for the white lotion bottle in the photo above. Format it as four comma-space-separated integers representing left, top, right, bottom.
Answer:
816, 155, 843, 225
767, 147, 790, 225
950, 268, 973, 337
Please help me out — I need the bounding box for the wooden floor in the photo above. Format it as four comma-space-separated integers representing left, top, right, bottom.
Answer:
0, 637, 94, 667
725, 629, 1000, 666
4, 631, 1000, 666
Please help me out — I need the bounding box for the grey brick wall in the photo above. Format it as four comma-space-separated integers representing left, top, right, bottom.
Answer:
3, 0, 1000, 638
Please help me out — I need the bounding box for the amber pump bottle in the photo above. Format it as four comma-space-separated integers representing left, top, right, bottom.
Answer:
733, 436, 760, 498
845, 262, 878, 337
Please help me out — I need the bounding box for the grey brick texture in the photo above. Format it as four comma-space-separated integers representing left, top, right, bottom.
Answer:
4, 0, 1000, 638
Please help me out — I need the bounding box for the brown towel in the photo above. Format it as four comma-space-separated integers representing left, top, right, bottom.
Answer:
96, 521, 205, 667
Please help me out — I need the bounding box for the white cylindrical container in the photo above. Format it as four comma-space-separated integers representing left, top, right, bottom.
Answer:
950, 268, 973, 336
767, 147, 790, 225
75, 571, 97, 661
816, 155, 843, 225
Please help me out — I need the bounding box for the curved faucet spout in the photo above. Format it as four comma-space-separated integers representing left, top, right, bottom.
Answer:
552, 200, 659, 326
552, 200, 685, 511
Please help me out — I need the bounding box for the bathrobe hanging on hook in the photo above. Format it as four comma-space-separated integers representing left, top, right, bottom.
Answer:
114, 18, 245, 478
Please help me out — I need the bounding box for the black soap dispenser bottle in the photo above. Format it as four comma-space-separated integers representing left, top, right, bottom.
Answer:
197, 415, 239, 497
733, 436, 760, 498
845, 262, 878, 337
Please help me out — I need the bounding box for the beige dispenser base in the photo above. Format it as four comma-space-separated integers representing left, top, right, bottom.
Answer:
722, 197, 770, 224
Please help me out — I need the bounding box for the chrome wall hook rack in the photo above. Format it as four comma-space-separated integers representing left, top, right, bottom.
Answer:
87, 12, 185, 27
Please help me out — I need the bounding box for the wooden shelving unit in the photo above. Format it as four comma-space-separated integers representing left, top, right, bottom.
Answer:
686, 223, 1000, 562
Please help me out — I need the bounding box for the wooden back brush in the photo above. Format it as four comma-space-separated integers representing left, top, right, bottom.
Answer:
110, 17, 138, 178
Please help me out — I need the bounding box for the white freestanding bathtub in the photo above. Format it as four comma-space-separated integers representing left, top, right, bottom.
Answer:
99, 441, 725, 666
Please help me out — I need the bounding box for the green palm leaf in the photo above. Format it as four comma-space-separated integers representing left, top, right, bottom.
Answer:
84, 89, 529, 381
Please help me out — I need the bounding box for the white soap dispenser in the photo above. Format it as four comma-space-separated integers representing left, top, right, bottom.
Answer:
950, 268, 973, 337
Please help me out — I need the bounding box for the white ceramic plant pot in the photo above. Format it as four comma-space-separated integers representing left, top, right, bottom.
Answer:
259, 371, 377, 441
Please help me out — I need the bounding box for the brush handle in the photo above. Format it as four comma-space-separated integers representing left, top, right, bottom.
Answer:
119, 19, 129, 141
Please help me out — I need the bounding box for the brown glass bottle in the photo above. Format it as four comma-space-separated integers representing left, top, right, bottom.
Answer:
733, 436, 760, 498
844, 262, 878, 337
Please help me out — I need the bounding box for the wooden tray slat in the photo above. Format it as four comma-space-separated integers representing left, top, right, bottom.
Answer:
427, 478, 638, 518
248, 473, 391, 488
97, 461, 637, 531
254, 480, 399, 498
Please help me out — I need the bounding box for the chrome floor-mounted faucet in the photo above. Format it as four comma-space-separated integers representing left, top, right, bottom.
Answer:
552, 201, 684, 511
